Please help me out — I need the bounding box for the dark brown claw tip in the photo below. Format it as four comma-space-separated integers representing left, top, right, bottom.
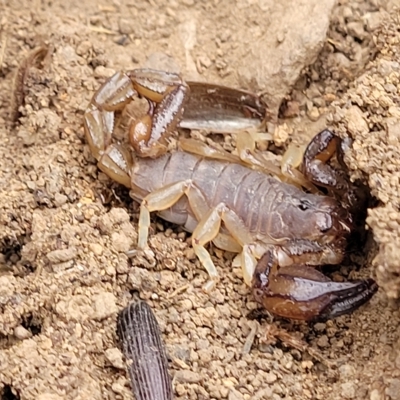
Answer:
317, 278, 378, 321
117, 301, 173, 400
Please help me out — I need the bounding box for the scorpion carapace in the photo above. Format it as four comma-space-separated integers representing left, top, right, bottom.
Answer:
84, 68, 378, 321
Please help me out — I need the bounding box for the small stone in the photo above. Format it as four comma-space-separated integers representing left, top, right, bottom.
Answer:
273, 124, 290, 146
369, 389, 382, 400
327, 52, 351, 69
308, 107, 320, 121
93, 292, 118, 320
341, 6, 352, 19
317, 335, 329, 348
76, 40, 92, 56
111, 381, 126, 395
281, 100, 300, 118
105, 347, 125, 369
176, 384, 186, 396
26, 181, 36, 190
229, 389, 244, 400
339, 364, 355, 378
313, 322, 326, 332
119, 18, 134, 34
0, 275, 17, 296
347, 21, 366, 40
105, 264, 116, 277
365, 11, 386, 32
47, 247, 77, 263
159, 270, 175, 287
174, 370, 202, 383
198, 349, 212, 363
341, 382, 356, 399
55, 294, 92, 322
345, 106, 369, 137
301, 360, 313, 370
180, 299, 193, 311
198, 55, 212, 68
90, 243, 104, 256
111, 232, 132, 253
14, 325, 32, 340
54, 193, 68, 206
387, 378, 400, 399
109, 208, 131, 224
94, 66, 115, 78
129, 267, 157, 292
265, 372, 277, 384
37, 395, 64, 400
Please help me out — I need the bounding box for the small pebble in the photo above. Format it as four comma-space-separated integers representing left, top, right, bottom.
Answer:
341, 382, 356, 399
229, 389, 244, 400
265, 372, 277, 384
93, 292, 118, 320
105, 347, 125, 369
175, 370, 202, 383
94, 66, 115, 78
37, 395, 63, 400
119, 18, 134, 34
317, 335, 329, 348
111, 232, 132, 253
313, 322, 326, 332
90, 243, 103, 256
47, 247, 77, 263
14, 325, 32, 340
339, 364, 355, 378
54, 193, 68, 206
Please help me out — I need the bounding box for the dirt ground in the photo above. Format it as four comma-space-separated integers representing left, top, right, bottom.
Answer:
0, 1, 400, 400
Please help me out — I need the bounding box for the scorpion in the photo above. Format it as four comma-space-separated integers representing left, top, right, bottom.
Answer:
84, 68, 377, 321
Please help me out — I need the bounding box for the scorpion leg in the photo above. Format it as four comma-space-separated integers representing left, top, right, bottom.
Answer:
137, 180, 226, 279
235, 130, 283, 178
179, 135, 284, 181
138, 180, 194, 250
191, 203, 258, 286
253, 250, 378, 321
84, 71, 137, 160
138, 186, 255, 284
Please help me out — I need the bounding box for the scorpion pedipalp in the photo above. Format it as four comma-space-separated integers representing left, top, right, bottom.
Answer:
253, 249, 378, 321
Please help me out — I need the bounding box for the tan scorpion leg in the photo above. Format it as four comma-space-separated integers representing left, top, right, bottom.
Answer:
137, 180, 221, 278
138, 180, 193, 249
84, 71, 137, 162
191, 203, 257, 286
138, 183, 256, 285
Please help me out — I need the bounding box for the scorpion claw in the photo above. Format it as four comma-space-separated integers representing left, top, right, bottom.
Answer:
252, 250, 378, 321
301, 129, 369, 218
317, 278, 378, 320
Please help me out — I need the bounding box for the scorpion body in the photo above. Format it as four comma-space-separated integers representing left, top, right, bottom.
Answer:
84, 68, 378, 321
131, 150, 343, 247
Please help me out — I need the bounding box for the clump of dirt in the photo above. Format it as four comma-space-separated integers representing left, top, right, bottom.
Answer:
329, 10, 400, 301
0, 1, 400, 400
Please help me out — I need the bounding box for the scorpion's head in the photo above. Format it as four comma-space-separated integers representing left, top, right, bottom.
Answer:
270, 193, 354, 267
285, 193, 353, 248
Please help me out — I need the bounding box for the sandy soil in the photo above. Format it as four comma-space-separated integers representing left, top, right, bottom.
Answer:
0, 1, 400, 400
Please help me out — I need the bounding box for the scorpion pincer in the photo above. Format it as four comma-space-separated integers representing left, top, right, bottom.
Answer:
83, 68, 378, 321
